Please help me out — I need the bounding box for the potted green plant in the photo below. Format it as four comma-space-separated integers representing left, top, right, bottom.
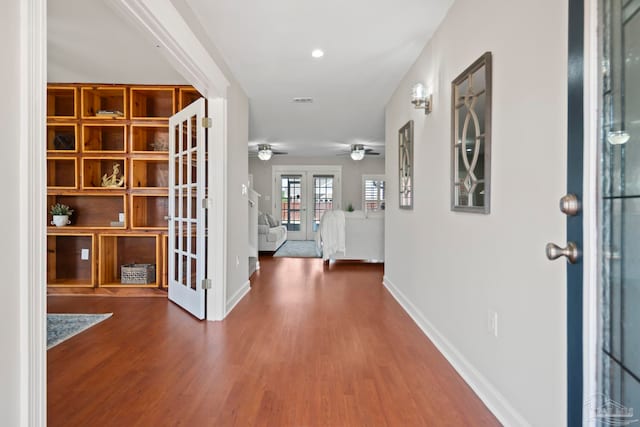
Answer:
50, 203, 74, 227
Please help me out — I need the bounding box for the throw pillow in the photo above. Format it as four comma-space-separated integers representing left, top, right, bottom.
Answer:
258, 212, 269, 226
266, 213, 279, 227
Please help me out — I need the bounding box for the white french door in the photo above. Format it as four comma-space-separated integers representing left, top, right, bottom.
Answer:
279, 174, 307, 240
168, 98, 207, 319
272, 166, 341, 241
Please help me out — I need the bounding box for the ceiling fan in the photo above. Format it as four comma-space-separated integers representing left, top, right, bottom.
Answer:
250, 144, 288, 161
339, 144, 380, 161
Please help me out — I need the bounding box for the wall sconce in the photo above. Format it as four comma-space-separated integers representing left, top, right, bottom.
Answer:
257, 144, 273, 161
411, 83, 432, 114
350, 144, 366, 161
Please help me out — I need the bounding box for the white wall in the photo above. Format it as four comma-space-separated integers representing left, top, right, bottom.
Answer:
1, 0, 24, 424
249, 156, 385, 214
384, 0, 567, 425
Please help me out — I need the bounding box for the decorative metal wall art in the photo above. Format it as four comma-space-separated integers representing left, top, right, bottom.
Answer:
399, 120, 414, 209
451, 52, 492, 213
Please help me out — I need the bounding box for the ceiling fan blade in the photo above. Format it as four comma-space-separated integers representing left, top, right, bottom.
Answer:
272, 151, 288, 155
366, 152, 380, 155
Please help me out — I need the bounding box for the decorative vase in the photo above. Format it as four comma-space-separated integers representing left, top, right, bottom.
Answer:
51, 215, 70, 227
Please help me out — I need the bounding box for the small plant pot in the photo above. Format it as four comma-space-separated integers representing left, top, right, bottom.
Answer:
51, 215, 70, 227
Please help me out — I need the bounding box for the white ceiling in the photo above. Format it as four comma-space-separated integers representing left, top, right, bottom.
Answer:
48, 0, 187, 85
48, 0, 452, 157
186, 0, 453, 156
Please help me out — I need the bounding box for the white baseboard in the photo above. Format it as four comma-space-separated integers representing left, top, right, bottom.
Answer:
226, 280, 250, 315
382, 276, 529, 427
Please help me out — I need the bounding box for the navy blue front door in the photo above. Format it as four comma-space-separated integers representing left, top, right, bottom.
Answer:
567, 0, 584, 425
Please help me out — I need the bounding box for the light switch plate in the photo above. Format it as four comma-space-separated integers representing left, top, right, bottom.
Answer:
81, 249, 89, 260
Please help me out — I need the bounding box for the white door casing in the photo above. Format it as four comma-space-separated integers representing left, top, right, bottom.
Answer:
24, 1, 231, 425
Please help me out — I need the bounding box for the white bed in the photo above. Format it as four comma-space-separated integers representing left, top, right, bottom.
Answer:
317, 210, 384, 262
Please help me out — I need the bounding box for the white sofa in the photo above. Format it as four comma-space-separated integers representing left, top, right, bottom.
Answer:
258, 213, 287, 252
317, 210, 384, 262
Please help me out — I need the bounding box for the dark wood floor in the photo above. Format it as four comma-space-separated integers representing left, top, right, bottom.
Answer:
48, 256, 500, 426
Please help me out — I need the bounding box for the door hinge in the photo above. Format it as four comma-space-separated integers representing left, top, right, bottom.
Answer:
202, 117, 213, 128
202, 278, 212, 289
202, 198, 210, 209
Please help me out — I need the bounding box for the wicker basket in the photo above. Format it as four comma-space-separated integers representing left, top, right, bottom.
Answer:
121, 263, 156, 284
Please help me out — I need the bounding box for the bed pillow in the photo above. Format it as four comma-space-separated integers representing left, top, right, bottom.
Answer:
265, 213, 279, 227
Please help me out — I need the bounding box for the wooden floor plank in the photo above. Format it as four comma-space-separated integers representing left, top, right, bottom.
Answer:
48, 256, 500, 426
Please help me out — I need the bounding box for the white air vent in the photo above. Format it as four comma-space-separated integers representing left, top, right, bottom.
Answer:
292, 97, 313, 103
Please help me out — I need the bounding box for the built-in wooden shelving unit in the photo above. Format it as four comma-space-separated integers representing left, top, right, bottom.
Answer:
46, 83, 201, 288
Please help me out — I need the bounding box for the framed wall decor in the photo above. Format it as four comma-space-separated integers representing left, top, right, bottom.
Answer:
399, 120, 414, 209
451, 52, 492, 213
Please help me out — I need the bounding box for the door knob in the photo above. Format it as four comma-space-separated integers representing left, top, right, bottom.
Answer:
546, 242, 580, 264
559, 194, 581, 216
164, 215, 173, 221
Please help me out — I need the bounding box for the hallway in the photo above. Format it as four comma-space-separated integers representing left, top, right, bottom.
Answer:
48, 257, 499, 426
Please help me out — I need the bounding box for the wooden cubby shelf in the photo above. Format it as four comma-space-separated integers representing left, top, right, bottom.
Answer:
131, 195, 169, 229
47, 233, 95, 287
81, 87, 127, 119
161, 234, 168, 288
131, 87, 175, 120
82, 157, 126, 189
47, 124, 77, 152
99, 234, 160, 287
82, 124, 126, 152
131, 124, 169, 153
131, 159, 169, 189
47, 83, 198, 288
47, 158, 77, 189
179, 88, 201, 110
47, 87, 77, 119
47, 194, 126, 229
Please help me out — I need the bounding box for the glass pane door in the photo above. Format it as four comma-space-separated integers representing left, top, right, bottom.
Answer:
280, 175, 305, 239
597, 0, 640, 418
313, 175, 334, 234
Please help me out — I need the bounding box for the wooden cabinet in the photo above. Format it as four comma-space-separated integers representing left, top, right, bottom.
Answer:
46, 83, 201, 288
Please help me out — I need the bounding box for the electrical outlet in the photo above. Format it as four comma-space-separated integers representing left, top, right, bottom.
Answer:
487, 310, 499, 337
236, 256, 240, 267
242, 184, 247, 195
81, 249, 89, 260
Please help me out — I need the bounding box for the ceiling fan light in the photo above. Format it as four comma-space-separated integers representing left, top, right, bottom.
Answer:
350, 144, 365, 161
257, 144, 273, 161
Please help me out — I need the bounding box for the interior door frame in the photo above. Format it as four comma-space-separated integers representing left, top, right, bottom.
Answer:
271, 165, 342, 240
22, 1, 231, 424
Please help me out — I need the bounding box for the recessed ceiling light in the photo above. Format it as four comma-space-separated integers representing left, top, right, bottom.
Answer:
311, 49, 324, 58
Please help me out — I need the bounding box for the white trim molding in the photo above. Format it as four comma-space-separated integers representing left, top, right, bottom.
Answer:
226, 280, 251, 315
109, 0, 229, 98
20, 0, 47, 425
382, 276, 530, 427
207, 97, 228, 321
583, 0, 600, 422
